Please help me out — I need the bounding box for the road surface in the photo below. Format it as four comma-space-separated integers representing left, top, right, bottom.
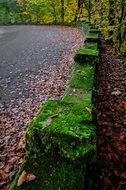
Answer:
0, 25, 82, 104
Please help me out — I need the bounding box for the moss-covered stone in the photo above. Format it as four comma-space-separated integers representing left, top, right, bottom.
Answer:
63, 61, 94, 105
10, 60, 96, 190
10, 100, 96, 190
70, 62, 95, 90
74, 48, 99, 63
84, 42, 98, 50
63, 87, 91, 104
84, 32, 99, 43
74, 36, 99, 63
89, 29, 100, 34
76, 48, 99, 57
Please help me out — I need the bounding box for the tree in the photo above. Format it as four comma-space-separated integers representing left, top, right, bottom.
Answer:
61, 0, 65, 22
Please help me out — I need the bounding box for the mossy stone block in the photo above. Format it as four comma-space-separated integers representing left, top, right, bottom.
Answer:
26, 100, 96, 158
70, 62, 95, 91
63, 87, 91, 104
89, 29, 100, 34
85, 33, 99, 43
84, 42, 98, 50
74, 47, 99, 64
10, 100, 96, 190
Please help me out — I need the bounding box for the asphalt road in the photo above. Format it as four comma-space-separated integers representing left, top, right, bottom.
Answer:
0, 25, 80, 104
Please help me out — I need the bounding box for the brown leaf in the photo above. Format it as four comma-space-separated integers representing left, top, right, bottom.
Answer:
104, 176, 112, 186
17, 171, 27, 186
26, 173, 36, 182
17, 171, 36, 186
120, 172, 126, 179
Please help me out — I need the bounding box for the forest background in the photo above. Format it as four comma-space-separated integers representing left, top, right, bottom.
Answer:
0, 0, 126, 53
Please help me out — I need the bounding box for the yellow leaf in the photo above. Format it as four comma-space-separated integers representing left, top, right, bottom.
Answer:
84, 107, 92, 114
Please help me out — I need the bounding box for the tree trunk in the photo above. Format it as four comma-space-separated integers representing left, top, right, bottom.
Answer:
61, 0, 65, 23
118, 0, 125, 48
74, 0, 83, 22
88, 0, 91, 22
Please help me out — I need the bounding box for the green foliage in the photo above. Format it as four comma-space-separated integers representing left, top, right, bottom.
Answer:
0, 0, 125, 53
93, 0, 126, 53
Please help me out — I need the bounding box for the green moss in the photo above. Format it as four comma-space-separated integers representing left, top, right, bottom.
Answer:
70, 62, 95, 91
84, 42, 98, 50
74, 42, 99, 63
87, 32, 99, 38
76, 47, 99, 57
63, 87, 91, 104
10, 99, 96, 190
10, 155, 87, 190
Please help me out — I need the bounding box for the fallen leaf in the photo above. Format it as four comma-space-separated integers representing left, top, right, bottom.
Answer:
120, 172, 126, 179
73, 89, 76, 93
26, 173, 36, 182
17, 171, 27, 186
17, 171, 36, 186
84, 107, 92, 114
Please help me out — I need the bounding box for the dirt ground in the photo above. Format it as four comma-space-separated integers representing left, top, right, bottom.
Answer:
94, 41, 126, 190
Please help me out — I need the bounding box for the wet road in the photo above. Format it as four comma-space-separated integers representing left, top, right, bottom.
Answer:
0, 25, 81, 104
